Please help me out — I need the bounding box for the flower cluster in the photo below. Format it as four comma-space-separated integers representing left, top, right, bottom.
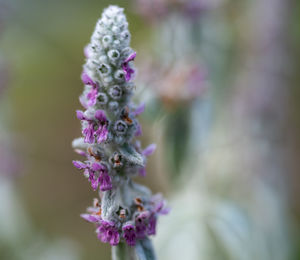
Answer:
72, 5, 168, 248
81, 194, 169, 247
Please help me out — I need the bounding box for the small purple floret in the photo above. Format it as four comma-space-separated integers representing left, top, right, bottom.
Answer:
90, 173, 99, 190
132, 103, 145, 116
139, 167, 146, 177
87, 88, 98, 107
152, 194, 171, 215
122, 223, 137, 246
74, 159, 112, 191
95, 110, 107, 123
73, 160, 87, 169
76, 110, 86, 120
135, 211, 149, 239
135, 123, 142, 137
74, 149, 87, 157
142, 143, 157, 156
77, 110, 108, 144
99, 171, 112, 191
81, 71, 96, 87
91, 162, 103, 171
97, 220, 120, 246
83, 123, 95, 144
95, 126, 108, 143
147, 214, 157, 235
124, 52, 136, 63
122, 52, 136, 81
81, 71, 99, 107
80, 213, 101, 223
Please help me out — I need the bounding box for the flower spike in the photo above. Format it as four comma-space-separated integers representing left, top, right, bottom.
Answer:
72, 5, 169, 254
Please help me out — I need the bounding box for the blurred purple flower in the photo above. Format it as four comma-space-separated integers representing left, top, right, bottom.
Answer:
97, 220, 120, 246
81, 71, 99, 107
142, 144, 157, 156
147, 214, 157, 235
135, 211, 150, 239
81, 213, 101, 223
81, 198, 102, 222
81, 71, 96, 87
151, 193, 171, 215
139, 167, 146, 177
73, 160, 112, 191
132, 103, 145, 117
138, 144, 156, 177
122, 52, 136, 81
122, 223, 137, 246
135, 123, 142, 137
76, 110, 108, 144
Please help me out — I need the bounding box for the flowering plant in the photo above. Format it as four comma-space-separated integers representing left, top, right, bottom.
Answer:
72, 5, 168, 259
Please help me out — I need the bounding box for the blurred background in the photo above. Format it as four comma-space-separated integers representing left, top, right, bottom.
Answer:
1, 0, 300, 259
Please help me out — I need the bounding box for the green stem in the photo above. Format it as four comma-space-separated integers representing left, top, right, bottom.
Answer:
111, 239, 156, 260
112, 243, 136, 260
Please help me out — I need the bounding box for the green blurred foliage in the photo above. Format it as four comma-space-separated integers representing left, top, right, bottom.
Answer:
1, 0, 300, 259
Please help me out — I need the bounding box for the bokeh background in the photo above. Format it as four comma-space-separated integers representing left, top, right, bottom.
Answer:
1, 0, 300, 259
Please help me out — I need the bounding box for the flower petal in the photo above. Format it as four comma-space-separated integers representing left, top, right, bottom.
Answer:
142, 144, 156, 156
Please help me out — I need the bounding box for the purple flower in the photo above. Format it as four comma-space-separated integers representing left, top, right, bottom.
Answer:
81, 71, 97, 87
137, 144, 156, 177
122, 223, 137, 246
87, 88, 98, 107
91, 163, 111, 191
147, 214, 157, 235
98, 166, 112, 191
132, 103, 145, 116
76, 110, 108, 144
97, 220, 120, 246
94, 110, 106, 122
152, 194, 170, 215
76, 110, 86, 120
91, 162, 103, 171
139, 167, 146, 177
122, 52, 136, 81
142, 143, 156, 156
94, 110, 109, 143
81, 72, 99, 107
135, 211, 149, 239
81, 213, 101, 223
80, 198, 102, 223
73, 161, 112, 191
83, 123, 95, 144
135, 123, 142, 137
89, 172, 99, 190
88, 163, 112, 191
74, 149, 87, 157
73, 160, 88, 169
